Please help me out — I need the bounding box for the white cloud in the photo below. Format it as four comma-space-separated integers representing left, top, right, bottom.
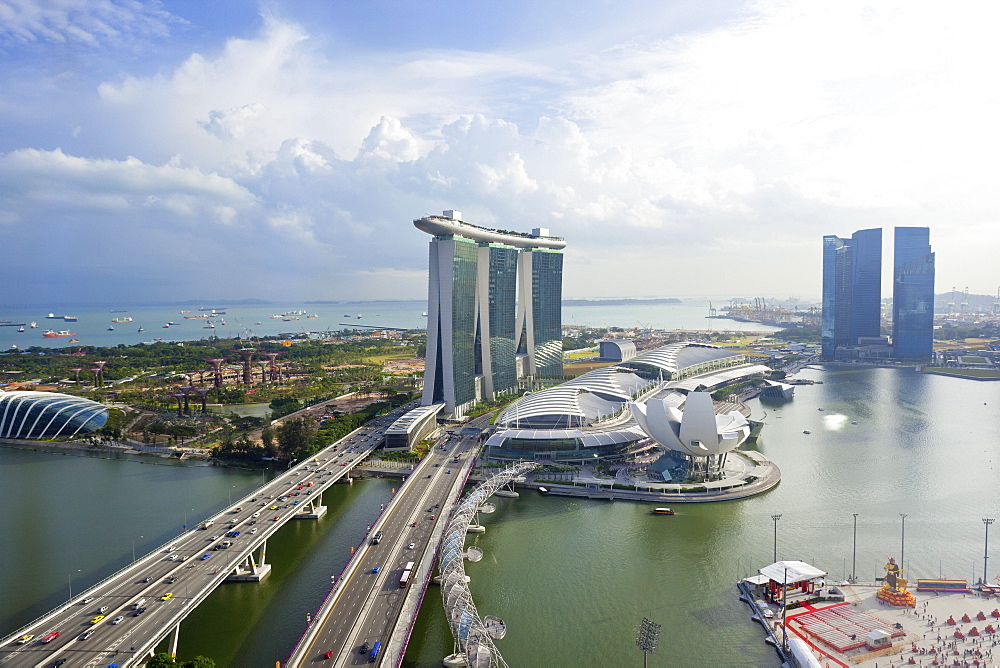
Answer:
0, 0, 178, 46
5, 1, 1000, 303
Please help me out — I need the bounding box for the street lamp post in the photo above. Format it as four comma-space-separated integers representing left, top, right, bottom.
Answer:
132, 536, 143, 563
900, 513, 907, 570
852, 513, 859, 583
68, 569, 80, 601
771, 514, 782, 563
984, 518, 995, 586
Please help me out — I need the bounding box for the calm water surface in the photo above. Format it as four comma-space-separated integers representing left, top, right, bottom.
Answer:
4, 367, 999, 667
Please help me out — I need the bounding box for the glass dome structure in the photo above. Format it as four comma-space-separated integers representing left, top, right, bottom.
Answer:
0, 390, 108, 439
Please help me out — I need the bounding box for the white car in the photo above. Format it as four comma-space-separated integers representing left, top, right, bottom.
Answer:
250, 528, 258, 534
82, 597, 94, 605
408, 542, 415, 549
111, 616, 124, 625
251, 512, 260, 518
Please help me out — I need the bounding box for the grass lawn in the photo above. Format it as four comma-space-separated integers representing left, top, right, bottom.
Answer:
922, 367, 1000, 379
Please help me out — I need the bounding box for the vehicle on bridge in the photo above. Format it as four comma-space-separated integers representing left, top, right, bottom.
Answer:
371, 530, 383, 545
160, 593, 173, 601
15, 634, 33, 644
41, 632, 59, 643
369, 640, 382, 662
90, 616, 104, 624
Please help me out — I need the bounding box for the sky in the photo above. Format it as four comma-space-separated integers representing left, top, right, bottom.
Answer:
1, 0, 998, 306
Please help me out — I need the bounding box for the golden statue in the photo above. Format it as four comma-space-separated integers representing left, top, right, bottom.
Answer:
878, 556, 915, 607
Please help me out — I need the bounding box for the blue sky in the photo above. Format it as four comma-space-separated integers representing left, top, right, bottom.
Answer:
1, 0, 998, 305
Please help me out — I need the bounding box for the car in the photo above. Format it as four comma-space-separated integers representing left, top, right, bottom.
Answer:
292, 500, 300, 505
232, 531, 240, 537
111, 616, 124, 625
411, 521, 418, 527
430, 515, 436, 520
270, 505, 279, 510
167, 554, 178, 561
426, 474, 432, 478
250, 498, 257, 502
54, 659, 67, 667
79, 630, 94, 641
208, 535, 219, 541
166, 576, 177, 584
41, 631, 59, 643
273, 516, 280, 521
251, 512, 260, 518
82, 597, 94, 604
407, 542, 415, 549
90, 616, 104, 624
200, 554, 211, 560
324, 650, 333, 659
161, 593, 173, 601
248, 520, 256, 526
371, 566, 380, 574
250, 528, 258, 534
15, 634, 33, 644
142, 576, 152, 583
446, 470, 451, 474
359, 641, 369, 654
99, 606, 109, 613
133, 607, 146, 616
434, 463, 440, 467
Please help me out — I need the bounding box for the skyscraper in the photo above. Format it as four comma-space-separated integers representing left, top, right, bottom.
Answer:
416, 211, 565, 416
892, 227, 935, 362
821, 228, 882, 359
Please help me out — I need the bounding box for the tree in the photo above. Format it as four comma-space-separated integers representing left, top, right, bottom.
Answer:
147, 654, 177, 668
181, 657, 216, 668
277, 417, 319, 460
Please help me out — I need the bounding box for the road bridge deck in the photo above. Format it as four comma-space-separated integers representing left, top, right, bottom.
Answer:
0, 403, 416, 668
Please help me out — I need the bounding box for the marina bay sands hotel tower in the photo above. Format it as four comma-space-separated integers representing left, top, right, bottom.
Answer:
414, 210, 566, 417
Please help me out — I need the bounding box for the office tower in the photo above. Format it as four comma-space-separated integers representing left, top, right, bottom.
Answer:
821, 228, 882, 359
892, 227, 935, 362
416, 212, 565, 416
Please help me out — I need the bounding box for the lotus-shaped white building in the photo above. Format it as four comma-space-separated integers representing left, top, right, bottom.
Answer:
630, 392, 750, 476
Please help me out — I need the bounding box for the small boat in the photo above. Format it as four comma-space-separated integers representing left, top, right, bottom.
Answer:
343, 314, 351, 317
137, 327, 145, 333
255, 322, 262, 325
306, 314, 318, 319
107, 326, 114, 331
179, 310, 190, 314
29, 321, 37, 328
357, 314, 362, 318
45, 313, 61, 319
422, 312, 428, 317
817, 407, 824, 411
62, 315, 78, 322
9, 344, 18, 350
111, 316, 133, 323
42, 330, 74, 337
652, 507, 675, 515
17, 326, 24, 332
163, 324, 172, 328
851, 421, 858, 425
68, 338, 79, 343
803, 430, 811, 434
538, 486, 548, 494
204, 324, 215, 329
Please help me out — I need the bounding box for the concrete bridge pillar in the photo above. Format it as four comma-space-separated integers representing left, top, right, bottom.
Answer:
225, 539, 272, 581
168, 623, 180, 658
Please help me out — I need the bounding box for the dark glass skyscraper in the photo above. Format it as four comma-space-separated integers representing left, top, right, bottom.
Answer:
821, 228, 882, 359
892, 227, 934, 362
529, 249, 563, 376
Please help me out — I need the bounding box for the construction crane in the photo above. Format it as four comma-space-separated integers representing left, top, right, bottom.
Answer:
948, 287, 957, 314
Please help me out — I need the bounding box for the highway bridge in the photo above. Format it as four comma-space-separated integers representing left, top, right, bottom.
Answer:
0, 403, 416, 668
286, 415, 492, 667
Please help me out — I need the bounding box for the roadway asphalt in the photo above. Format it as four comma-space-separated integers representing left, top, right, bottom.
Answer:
0, 405, 415, 668
295, 416, 490, 667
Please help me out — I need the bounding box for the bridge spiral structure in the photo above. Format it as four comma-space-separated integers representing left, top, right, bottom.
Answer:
439, 461, 539, 668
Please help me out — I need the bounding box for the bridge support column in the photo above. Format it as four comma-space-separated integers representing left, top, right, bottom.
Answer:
294, 499, 327, 519
225, 539, 272, 582
168, 623, 180, 658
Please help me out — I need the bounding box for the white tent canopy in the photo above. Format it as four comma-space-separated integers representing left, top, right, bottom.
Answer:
758, 560, 827, 585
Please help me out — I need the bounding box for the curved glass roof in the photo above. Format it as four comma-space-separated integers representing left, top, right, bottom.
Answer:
0, 390, 108, 439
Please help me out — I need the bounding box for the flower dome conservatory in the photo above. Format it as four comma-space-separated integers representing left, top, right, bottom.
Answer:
0, 390, 108, 439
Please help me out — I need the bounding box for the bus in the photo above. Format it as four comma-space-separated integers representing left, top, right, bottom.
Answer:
399, 569, 412, 588
369, 640, 382, 662
404, 561, 414, 571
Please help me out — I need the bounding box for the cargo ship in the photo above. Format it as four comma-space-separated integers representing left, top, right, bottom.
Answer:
62, 315, 78, 322
42, 330, 75, 338
111, 316, 133, 323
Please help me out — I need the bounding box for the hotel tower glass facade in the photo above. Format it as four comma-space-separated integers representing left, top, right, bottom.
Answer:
892, 227, 935, 362
821, 228, 882, 359
416, 212, 565, 416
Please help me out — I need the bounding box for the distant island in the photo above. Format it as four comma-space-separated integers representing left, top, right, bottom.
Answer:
563, 298, 682, 306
